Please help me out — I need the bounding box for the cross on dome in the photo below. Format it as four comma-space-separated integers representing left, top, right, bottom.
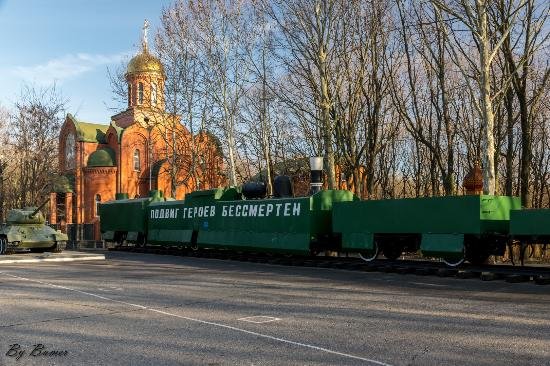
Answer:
142, 19, 149, 52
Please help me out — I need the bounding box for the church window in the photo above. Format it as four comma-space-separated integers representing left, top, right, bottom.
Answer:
128, 84, 132, 106
151, 82, 157, 106
65, 132, 75, 169
133, 149, 141, 171
95, 194, 101, 217
138, 82, 144, 104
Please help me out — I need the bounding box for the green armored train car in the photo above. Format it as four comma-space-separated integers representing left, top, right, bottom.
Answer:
147, 188, 355, 254
510, 208, 550, 244
333, 195, 521, 266
147, 187, 241, 247
509, 208, 550, 264
99, 191, 165, 246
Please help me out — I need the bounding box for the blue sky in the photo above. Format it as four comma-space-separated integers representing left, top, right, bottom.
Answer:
0, 0, 172, 123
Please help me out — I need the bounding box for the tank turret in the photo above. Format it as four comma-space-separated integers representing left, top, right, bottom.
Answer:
6, 199, 49, 224
0, 198, 68, 255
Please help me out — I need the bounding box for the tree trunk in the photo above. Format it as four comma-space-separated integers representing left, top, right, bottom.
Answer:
320, 70, 336, 189
479, 2, 496, 195
518, 89, 531, 207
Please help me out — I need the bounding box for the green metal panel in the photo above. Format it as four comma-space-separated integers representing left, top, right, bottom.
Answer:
127, 231, 139, 241
479, 196, 522, 232
195, 190, 355, 253
341, 232, 374, 251
102, 231, 115, 240
99, 192, 164, 242
334, 195, 520, 252
147, 200, 190, 244
510, 209, 550, 236
147, 187, 240, 245
197, 197, 312, 253
99, 198, 150, 233
148, 229, 193, 243
147, 188, 354, 251
421, 233, 464, 258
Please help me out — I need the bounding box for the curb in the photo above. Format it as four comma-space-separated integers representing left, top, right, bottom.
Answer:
0, 255, 105, 264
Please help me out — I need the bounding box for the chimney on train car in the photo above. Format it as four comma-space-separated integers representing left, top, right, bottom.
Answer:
309, 157, 323, 195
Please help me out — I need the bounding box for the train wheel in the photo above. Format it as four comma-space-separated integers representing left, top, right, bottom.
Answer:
442, 256, 465, 267
382, 243, 402, 261
358, 242, 379, 262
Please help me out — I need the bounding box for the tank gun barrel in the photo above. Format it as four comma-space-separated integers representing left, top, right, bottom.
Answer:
29, 199, 49, 218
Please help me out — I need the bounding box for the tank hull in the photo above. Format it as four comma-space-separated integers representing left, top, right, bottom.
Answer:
0, 224, 68, 254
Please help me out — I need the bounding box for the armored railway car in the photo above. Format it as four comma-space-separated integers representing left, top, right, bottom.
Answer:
333, 195, 521, 266
510, 208, 550, 264
99, 190, 165, 246
146, 188, 355, 254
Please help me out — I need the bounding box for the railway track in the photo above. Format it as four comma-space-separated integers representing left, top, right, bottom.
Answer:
109, 245, 550, 285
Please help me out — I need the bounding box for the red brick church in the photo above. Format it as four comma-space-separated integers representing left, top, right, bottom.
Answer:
49, 23, 224, 240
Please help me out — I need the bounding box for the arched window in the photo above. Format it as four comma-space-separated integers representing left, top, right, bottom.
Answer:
128, 84, 132, 106
65, 132, 75, 169
151, 82, 157, 106
138, 82, 144, 104
95, 194, 101, 217
133, 149, 140, 171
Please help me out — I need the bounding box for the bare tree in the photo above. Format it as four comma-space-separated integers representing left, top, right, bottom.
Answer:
7, 85, 66, 207
156, 1, 210, 193
331, 0, 395, 197
191, 0, 252, 186
268, 0, 345, 189
493, 0, 549, 206
390, 0, 462, 196
432, 0, 528, 195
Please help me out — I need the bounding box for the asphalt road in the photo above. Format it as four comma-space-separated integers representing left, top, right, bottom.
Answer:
0, 251, 548, 366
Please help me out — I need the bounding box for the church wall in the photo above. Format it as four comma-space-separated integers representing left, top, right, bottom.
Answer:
119, 128, 147, 198
83, 167, 117, 222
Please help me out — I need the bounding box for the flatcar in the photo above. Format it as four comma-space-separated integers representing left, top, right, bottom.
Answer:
510, 208, 550, 264
333, 195, 521, 266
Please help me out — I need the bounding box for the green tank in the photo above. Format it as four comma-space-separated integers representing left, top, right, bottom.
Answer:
0, 200, 69, 255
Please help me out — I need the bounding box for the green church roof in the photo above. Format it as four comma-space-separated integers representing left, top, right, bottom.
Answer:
51, 174, 74, 193
87, 147, 116, 167
67, 114, 109, 143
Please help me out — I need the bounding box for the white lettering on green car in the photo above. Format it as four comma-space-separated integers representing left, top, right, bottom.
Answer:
150, 202, 302, 220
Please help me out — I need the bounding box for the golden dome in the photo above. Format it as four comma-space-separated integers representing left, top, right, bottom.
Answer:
126, 50, 164, 76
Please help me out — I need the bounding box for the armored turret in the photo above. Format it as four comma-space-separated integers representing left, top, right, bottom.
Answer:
0, 199, 68, 255
6, 199, 49, 225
